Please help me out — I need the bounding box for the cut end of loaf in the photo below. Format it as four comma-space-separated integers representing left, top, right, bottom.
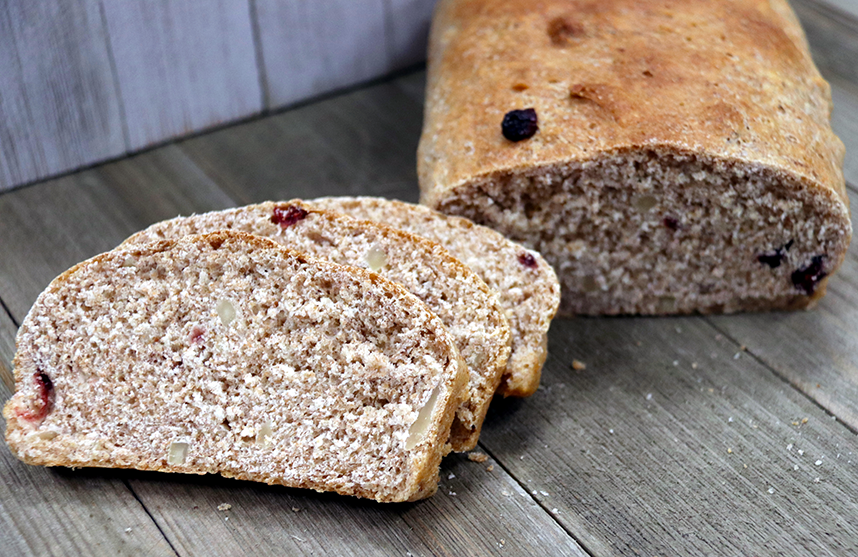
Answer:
4, 231, 466, 502
427, 148, 852, 315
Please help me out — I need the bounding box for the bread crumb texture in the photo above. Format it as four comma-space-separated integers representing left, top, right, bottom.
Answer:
4, 232, 466, 502
419, 0, 851, 315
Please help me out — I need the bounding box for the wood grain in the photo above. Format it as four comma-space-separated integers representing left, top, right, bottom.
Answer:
811, 0, 858, 19
127, 452, 586, 557
0, 306, 17, 394
101, 0, 261, 151
830, 77, 858, 185
254, 0, 391, 109
480, 316, 858, 556
179, 78, 424, 205
0, 0, 125, 191
0, 146, 235, 320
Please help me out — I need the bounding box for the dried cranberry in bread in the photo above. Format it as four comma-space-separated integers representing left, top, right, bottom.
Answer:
419, 0, 851, 315
123, 201, 511, 451
310, 196, 560, 398
4, 231, 467, 502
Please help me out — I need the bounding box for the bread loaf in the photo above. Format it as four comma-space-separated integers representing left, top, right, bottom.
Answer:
311, 196, 560, 397
419, 0, 852, 315
4, 231, 467, 502
123, 201, 511, 451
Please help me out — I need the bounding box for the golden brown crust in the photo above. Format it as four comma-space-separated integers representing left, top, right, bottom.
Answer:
419, 0, 847, 211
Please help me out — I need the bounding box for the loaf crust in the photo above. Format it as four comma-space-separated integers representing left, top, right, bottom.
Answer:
4, 231, 467, 502
311, 196, 560, 397
123, 201, 511, 450
419, 0, 851, 314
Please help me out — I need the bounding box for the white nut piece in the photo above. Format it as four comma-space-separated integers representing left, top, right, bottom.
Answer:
217, 299, 236, 326
365, 245, 387, 272
168, 441, 189, 465
405, 383, 442, 450
633, 194, 658, 212
256, 421, 273, 446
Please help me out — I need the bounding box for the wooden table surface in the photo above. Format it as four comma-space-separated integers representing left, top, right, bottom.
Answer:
3, 1, 858, 555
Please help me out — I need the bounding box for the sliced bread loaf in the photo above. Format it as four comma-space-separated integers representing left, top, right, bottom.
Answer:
123, 201, 511, 451
418, 0, 851, 315
4, 231, 467, 502
310, 196, 560, 398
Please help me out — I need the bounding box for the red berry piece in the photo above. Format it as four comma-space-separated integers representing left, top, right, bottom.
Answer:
791, 255, 827, 295
502, 109, 539, 141
271, 205, 309, 228
189, 325, 205, 344
518, 252, 538, 269
662, 216, 679, 231
17, 371, 54, 422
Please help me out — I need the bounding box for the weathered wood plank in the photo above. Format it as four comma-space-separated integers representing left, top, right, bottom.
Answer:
179, 77, 424, 204
811, 0, 858, 20
0, 146, 235, 320
128, 452, 586, 557
0, 309, 176, 557
385, 0, 436, 70
0, 305, 16, 392
254, 0, 391, 109
101, 0, 261, 151
830, 77, 858, 185
480, 316, 858, 556
0, 0, 125, 191
795, 0, 858, 87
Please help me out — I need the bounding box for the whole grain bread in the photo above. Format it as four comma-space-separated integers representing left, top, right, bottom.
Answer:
418, 0, 852, 315
310, 196, 559, 398
123, 201, 511, 451
4, 231, 468, 502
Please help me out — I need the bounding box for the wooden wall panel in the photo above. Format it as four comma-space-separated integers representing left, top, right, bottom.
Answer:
254, 0, 391, 109
385, 0, 437, 69
102, 0, 262, 151
0, 0, 125, 191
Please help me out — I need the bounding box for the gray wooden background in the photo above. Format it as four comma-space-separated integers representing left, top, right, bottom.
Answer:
0, 0, 437, 192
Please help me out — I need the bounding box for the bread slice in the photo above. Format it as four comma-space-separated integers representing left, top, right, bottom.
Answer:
4, 231, 467, 502
122, 201, 511, 451
310, 196, 559, 398
418, 0, 852, 315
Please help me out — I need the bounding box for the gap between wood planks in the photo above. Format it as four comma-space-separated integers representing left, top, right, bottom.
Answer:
476, 440, 604, 557
123, 478, 182, 557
